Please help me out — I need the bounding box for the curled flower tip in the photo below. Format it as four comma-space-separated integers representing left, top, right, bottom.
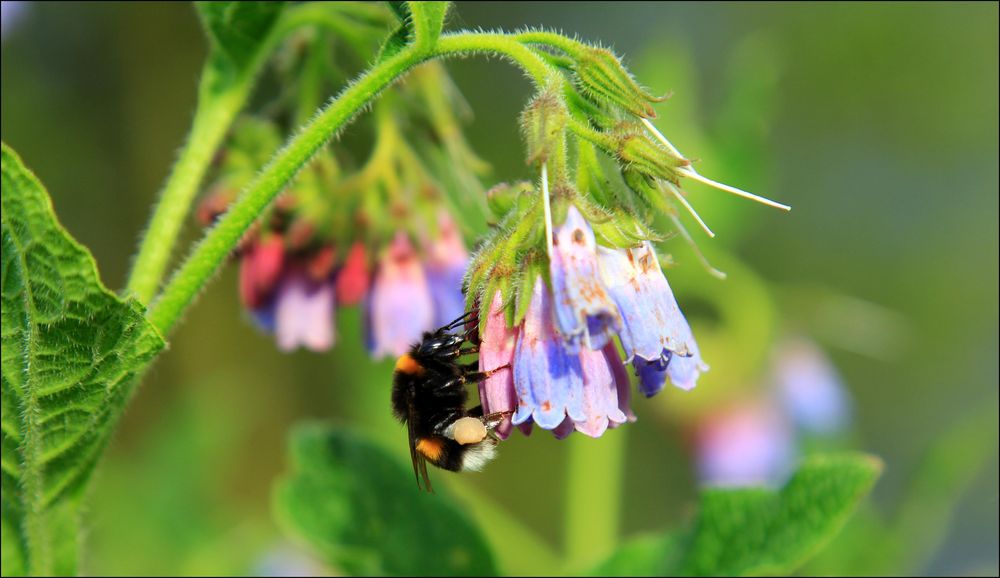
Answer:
597, 241, 707, 396
424, 211, 471, 327
512, 277, 586, 430
478, 290, 520, 440
274, 271, 336, 353
550, 205, 622, 353
335, 242, 370, 306
696, 402, 795, 488
367, 232, 435, 359
239, 234, 285, 310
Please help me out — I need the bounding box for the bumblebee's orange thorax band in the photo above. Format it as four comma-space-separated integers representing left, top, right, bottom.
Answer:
394, 354, 426, 375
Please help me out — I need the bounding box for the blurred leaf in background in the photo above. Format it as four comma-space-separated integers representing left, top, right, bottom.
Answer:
274, 423, 496, 576
592, 453, 882, 576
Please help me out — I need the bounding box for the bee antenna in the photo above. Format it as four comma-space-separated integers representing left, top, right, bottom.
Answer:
443, 310, 477, 330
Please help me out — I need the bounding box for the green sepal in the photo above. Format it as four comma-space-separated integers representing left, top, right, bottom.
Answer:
572, 45, 665, 119
511, 250, 546, 327
520, 85, 569, 166
614, 124, 688, 182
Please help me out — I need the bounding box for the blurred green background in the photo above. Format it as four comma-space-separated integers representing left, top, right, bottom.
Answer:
1, 1, 997, 575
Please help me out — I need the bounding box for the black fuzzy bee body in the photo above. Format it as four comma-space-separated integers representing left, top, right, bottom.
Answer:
390, 313, 507, 492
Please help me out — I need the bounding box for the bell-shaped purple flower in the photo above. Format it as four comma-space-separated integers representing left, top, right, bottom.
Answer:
274, 271, 336, 353
512, 277, 586, 430
367, 232, 435, 359
477, 290, 519, 440
574, 345, 629, 437
424, 211, 470, 327
597, 241, 707, 396
549, 206, 622, 352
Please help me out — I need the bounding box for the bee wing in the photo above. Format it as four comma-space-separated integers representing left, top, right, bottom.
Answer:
407, 401, 434, 493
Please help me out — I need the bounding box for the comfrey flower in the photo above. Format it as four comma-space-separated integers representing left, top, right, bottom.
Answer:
477, 290, 521, 440
475, 273, 636, 439
367, 232, 436, 359
597, 241, 707, 396
423, 211, 470, 328
273, 267, 336, 353
549, 206, 622, 352
503, 276, 632, 438
235, 229, 339, 353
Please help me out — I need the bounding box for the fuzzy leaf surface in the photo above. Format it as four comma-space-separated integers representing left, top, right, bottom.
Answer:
1, 143, 165, 575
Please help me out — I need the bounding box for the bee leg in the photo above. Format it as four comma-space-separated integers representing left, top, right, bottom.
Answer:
482, 411, 514, 428
460, 364, 511, 383
482, 411, 515, 441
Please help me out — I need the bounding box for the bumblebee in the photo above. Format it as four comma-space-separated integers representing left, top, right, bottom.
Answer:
391, 312, 510, 492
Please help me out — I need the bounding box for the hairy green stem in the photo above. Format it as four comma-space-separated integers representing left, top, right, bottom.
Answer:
124, 71, 251, 303
144, 31, 564, 336
125, 4, 386, 304
148, 46, 427, 335
434, 32, 555, 86
515, 30, 587, 56
564, 429, 627, 570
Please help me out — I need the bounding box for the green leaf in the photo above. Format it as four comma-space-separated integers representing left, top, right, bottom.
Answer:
1, 143, 166, 575
274, 423, 497, 576
408, 1, 450, 51
805, 403, 998, 575
375, 1, 448, 63
195, 1, 284, 74
592, 453, 882, 577
587, 533, 683, 577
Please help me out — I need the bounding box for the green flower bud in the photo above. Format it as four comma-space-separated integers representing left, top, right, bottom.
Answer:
615, 125, 689, 183
573, 46, 665, 118
486, 181, 533, 219
519, 86, 568, 165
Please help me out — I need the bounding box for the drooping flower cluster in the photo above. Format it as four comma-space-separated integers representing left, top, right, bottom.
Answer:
197, 61, 484, 358
474, 204, 705, 439
201, 184, 470, 356
463, 34, 789, 439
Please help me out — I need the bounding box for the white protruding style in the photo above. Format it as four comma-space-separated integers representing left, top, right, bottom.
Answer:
669, 214, 727, 280
641, 118, 791, 212
541, 162, 554, 259
664, 181, 715, 238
